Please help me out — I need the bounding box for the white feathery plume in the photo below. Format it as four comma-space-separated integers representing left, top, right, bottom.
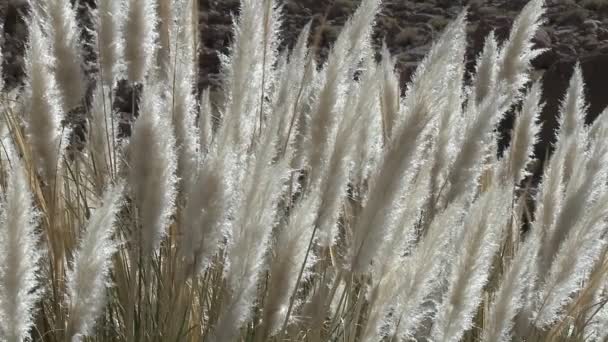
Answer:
270, 51, 294, 146
393, 199, 466, 339
274, 22, 311, 151
372, 151, 433, 282
473, 31, 498, 106
496, 0, 546, 106
398, 10, 468, 215
554, 63, 587, 182
167, 0, 198, 188
588, 107, 608, 144
214, 0, 257, 148
482, 233, 539, 342
541, 150, 593, 267
351, 104, 383, 191
351, 53, 384, 188
259, 0, 284, 116
316, 57, 379, 247
211, 92, 289, 341
23, 18, 69, 185
262, 194, 319, 337
425, 29, 467, 218
500, 80, 543, 185
217, 0, 281, 149
123, 0, 158, 83
209, 3, 289, 333
533, 116, 608, 327
42, 0, 86, 110
530, 137, 566, 279
96, 0, 124, 86
444, 86, 504, 203
534, 190, 608, 328
305, 0, 380, 186
557, 63, 586, 142
290, 53, 321, 171
349, 99, 432, 274
362, 201, 465, 341
536, 66, 591, 278
0, 146, 40, 342
348, 97, 440, 273
531, 72, 586, 237
350, 12, 467, 274
129, 82, 177, 257
443, 22, 500, 198
157, 0, 174, 82
587, 109, 608, 189
65, 183, 124, 340
179, 156, 226, 275
379, 41, 400, 141
431, 187, 511, 342
284, 21, 311, 99
398, 9, 467, 133
211, 169, 286, 341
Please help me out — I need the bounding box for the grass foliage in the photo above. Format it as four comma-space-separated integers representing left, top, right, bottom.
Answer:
1, 0, 608, 340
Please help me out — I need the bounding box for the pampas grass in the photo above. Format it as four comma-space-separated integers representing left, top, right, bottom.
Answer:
41, 0, 86, 111
65, 183, 124, 340
0, 146, 40, 342
95, 0, 124, 86
2, 0, 608, 340
22, 16, 68, 187
128, 81, 177, 258
123, 0, 157, 83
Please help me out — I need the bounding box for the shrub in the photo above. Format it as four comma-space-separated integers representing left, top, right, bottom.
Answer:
0, 0, 607, 341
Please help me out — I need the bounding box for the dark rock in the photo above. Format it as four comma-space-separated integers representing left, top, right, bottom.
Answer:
437, 0, 460, 9
554, 44, 577, 60
532, 48, 558, 70
327, 0, 357, 20
555, 9, 586, 26
407, 13, 437, 23
583, 19, 600, 33
582, 36, 599, 51
393, 27, 419, 47
597, 28, 608, 41
207, 10, 233, 26
581, 0, 608, 12
208, 0, 239, 14
533, 27, 552, 50
496, 0, 529, 11
1, 1, 28, 90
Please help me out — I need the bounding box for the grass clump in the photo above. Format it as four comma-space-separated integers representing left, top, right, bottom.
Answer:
1, 0, 608, 341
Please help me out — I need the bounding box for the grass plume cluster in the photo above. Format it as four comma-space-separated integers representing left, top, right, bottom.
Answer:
1, 0, 608, 341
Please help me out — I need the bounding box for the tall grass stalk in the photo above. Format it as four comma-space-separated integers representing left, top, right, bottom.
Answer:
2, 0, 608, 340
